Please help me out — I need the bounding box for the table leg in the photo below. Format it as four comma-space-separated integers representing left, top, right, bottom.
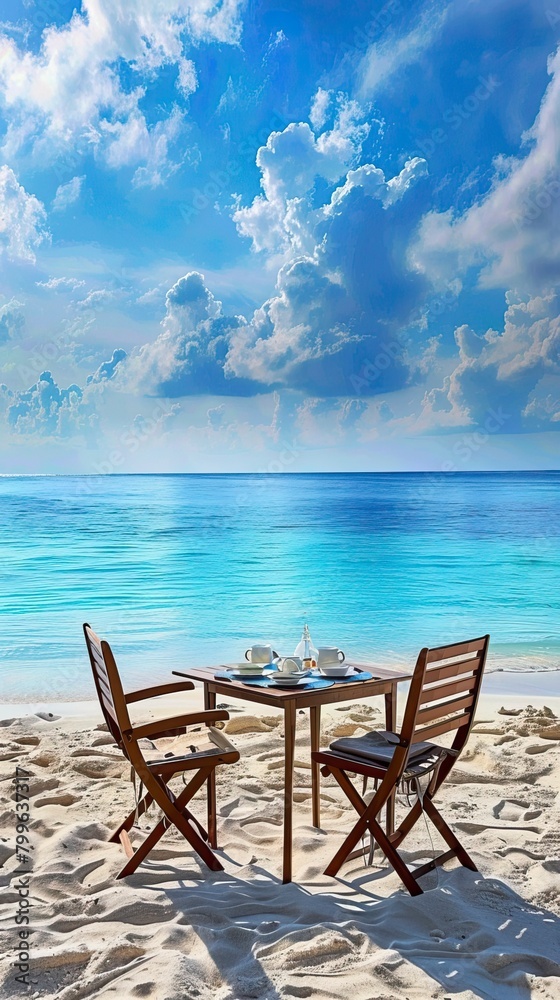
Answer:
310, 705, 321, 829
384, 687, 395, 732
384, 684, 397, 837
204, 685, 217, 848
283, 699, 296, 883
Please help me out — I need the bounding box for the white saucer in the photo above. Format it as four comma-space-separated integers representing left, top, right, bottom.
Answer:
226, 663, 274, 676
269, 671, 311, 686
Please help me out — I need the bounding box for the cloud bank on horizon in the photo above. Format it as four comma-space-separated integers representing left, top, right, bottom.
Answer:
0, 0, 559, 472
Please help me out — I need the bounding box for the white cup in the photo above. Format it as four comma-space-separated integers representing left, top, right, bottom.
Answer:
245, 644, 278, 664
278, 656, 303, 674
317, 647, 345, 667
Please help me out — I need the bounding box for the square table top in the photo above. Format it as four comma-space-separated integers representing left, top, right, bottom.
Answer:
174, 662, 411, 708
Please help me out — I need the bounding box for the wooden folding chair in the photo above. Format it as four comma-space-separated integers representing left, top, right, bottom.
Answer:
312, 635, 490, 895
83, 623, 240, 879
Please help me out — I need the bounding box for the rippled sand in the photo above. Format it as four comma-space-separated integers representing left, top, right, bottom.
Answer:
1, 693, 559, 1000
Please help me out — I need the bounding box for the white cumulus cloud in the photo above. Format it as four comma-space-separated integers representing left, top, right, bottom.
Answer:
0, 297, 24, 342
52, 175, 84, 211
126, 141, 429, 399
125, 271, 256, 397
0, 349, 128, 442
233, 104, 370, 255
0, 165, 48, 262
309, 88, 331, 131
36, 276, 86, 292
0, 1, 244, 182
412, 45, 560, 293
418, 292, 560, 433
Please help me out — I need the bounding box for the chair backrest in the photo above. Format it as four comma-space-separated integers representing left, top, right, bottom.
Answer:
83, 623, 132, 747
400, 635, 489, 753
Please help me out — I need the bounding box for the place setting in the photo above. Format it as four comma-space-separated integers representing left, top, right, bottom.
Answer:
215, 630, 375, 690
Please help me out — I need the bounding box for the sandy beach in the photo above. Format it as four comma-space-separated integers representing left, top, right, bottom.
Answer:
1, 686, 559, 1000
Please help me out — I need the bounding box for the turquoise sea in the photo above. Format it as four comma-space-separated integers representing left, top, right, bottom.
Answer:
0, 472, 559, 702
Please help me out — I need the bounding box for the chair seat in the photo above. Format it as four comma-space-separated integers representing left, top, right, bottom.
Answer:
329, 729, 444, 770
139, 728, 239, 773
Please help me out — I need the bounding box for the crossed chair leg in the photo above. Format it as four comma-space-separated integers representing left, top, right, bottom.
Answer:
109, 767, 223, 879
321, 757, 478, 896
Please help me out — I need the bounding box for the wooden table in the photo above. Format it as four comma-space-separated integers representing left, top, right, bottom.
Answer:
173, 663, 411, 883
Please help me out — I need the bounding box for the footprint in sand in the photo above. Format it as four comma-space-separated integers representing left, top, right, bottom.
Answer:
266, 758, 285, 770
224, 715, 275, 734
525, 743, 555, 754
293, 790, 312, 802
72, 757, 124, 779
0, 842, 13, 866
237, 782, 272, 797
13, 735, 41, 746
29, 752, 57, 767
35, 792, 81, 808
539, 724, 560, 740
239, 816, 283, 842
329, 722, 367, 738
492, 799, 530, 821
132, 984, 156, 997
219, 796, 247, 817
334, 703, 376, 716
523, 808, 543, 820
497, 846, 546, 860
26, 776, 60, 797
91, 734, 117, 747
256, 749, 284, 761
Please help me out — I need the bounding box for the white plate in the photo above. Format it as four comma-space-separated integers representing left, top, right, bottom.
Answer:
269, 672, 311, 686
226, 663, 274, 676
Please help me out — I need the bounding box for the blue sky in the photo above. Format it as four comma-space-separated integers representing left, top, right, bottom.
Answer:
0, 0, 559, 472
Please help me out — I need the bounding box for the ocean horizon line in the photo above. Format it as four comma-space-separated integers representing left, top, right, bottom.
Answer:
1, 469, 559, 478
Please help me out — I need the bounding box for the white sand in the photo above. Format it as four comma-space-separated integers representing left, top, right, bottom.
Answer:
1, 687, 559, 1000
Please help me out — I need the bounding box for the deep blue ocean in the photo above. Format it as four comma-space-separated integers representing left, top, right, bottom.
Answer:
1, 472, 559, 701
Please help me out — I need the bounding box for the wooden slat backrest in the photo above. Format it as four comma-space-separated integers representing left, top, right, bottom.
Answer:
83, 624, 132, 746
400, 635, 489, 754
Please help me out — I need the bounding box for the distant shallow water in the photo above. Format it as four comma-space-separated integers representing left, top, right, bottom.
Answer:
1, 472, 559, 701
